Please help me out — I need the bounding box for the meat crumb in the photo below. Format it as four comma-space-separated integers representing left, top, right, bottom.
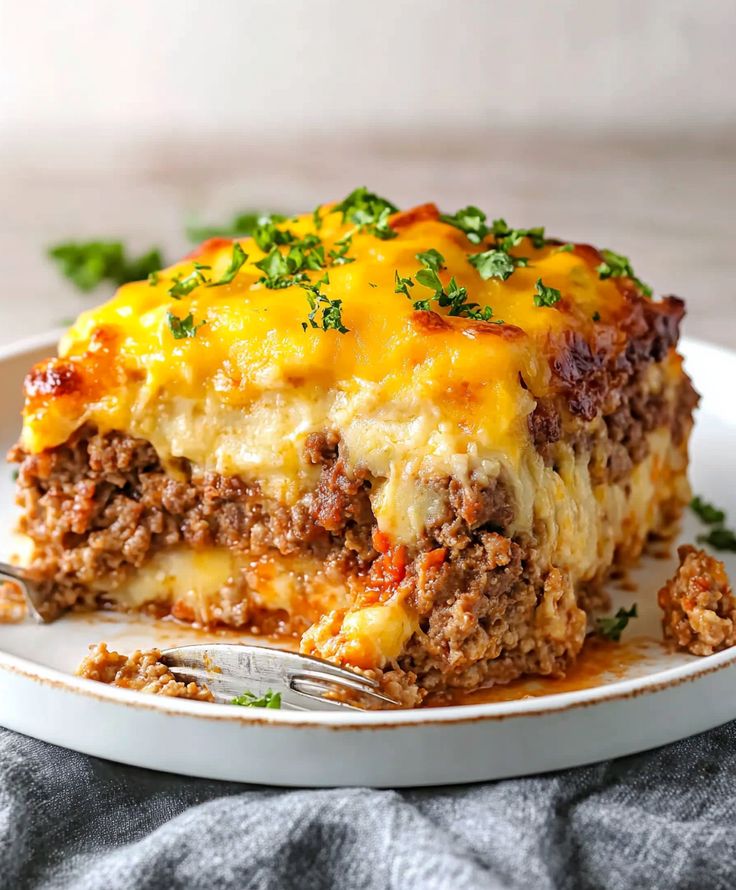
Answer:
658, 545, 736, 656
77, 642, 214, 701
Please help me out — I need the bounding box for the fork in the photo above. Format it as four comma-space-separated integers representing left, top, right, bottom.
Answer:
0, 561, 397, 711
161, 644, 399, 711
0, 561, 57, 623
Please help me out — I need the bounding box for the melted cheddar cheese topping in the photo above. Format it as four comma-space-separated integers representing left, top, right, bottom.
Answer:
22, 201, 634, 544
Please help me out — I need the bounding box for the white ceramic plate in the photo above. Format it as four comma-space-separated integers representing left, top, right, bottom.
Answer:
0, 332, 734, 788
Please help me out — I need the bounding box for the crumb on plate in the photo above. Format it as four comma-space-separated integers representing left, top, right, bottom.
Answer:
77, 642, 214, 701
658, 545, 736, 656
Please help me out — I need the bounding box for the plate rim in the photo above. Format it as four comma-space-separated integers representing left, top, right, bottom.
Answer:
2, 329, 734, 729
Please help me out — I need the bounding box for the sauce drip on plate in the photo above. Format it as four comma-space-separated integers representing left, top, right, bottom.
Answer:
423, 636, 655, 707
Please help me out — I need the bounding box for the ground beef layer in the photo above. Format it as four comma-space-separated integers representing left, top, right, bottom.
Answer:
9, 340, 697, 706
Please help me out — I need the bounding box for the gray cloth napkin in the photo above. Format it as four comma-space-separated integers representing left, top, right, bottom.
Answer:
2, 723, 735, 890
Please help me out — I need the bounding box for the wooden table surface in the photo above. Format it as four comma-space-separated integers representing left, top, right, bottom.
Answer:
1, 130, 734, 349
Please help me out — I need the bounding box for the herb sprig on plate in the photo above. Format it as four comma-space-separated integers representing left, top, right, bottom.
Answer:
690, 496, 736, 552
48, 241, 164, 292
231, 689, 282, 708
596, 604, 638, 642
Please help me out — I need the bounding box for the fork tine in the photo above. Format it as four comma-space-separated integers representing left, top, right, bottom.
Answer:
160, 643, 396, 711
283, 652, 380, 689
162, 644, 380, 690
291, 670, 399, 706
167, 665, 317, 711
286, 688, 365, 712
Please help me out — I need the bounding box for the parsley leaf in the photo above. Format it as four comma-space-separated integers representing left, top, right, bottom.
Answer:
394, 270, 414, 298
439, 205, 489, 244
401, 251, 499, 322
691, 496, 726, 526
596, 248, 653, 297
48, 241, 164, 292
555, 243, 575, 253
301, 274, 348, 334
468, 249, 527, 281
415, 249, 445, 272
698, 527, 736, 552
168, 265, 210, 299
596, 604, 638, 642
253, 217, 296, 253
533, 278, 562, 307
328, 234, 355, 266
492, 219, 547, 251
186, 212, 285, 243
231, 689, 282, 708
167, 311, 205, 339
254, 247, 295, 288
415, 266, 443, 292
690, 495, 736, 552
333, 187, 398, 240
208, 243, 248, 287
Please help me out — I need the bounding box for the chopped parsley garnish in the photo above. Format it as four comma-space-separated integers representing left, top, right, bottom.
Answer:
231, 689, 282, 708
691, 496, 726, 526
208, 243, 248, 287
596, 248, 652, 297
468, 249, 527, 281
167, 311, 205, 339
301, 274, 348, 334
533, 278, 562, 307
254, 234, 323, 288
253, 216, 296, 253
596, 604, 638, 642
48, 241, 164, 292
690, 496, 736, 552
255, 247, 299, 288
439, 205, 489, 244
442, 207, 548, 285
555, 243, 575, 253
148, 270, 160, 287
394, 270, 414, 298
333, 187, 398, 240
491, 219, 547, 251
698, 527, 736, 552
415, 248, 445, 272
186, 211, 285, 243
440, 207, 549, 255
168, 265, 210, 299
397, 251, 498, 322
328, 234, 355, 266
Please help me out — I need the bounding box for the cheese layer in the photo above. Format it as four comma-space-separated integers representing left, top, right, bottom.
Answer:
21, 202, 662, 542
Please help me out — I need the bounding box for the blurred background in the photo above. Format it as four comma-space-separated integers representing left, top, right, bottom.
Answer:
1, 0, 734, 345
